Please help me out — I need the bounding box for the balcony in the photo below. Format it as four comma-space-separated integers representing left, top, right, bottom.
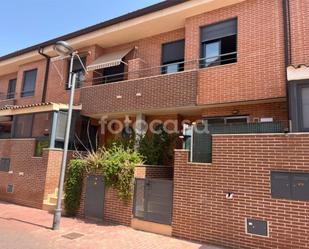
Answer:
80, 61, 199, 116
0, 92, 16, 109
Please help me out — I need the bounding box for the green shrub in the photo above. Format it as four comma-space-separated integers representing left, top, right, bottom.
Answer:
34, 139, 50, 157
138, 126, 178, 165
64, 159, 86, 216
103, 145, 143, 200
64, 145, 143, 216
105, 137, 135, 151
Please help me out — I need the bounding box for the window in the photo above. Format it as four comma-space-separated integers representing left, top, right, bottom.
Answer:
13, 114, 33, 138
55, 111, 68, 141
31, 112, 52, 137
7, 79, 16, 99
161, 39, 185, 74
0, 158, 10, 172
21, 69, 37, 97
101, 64, 125, 84
67, 57, 86, 89
200, 18, 237, 68
271, 172, 309, 201
0, 116, 13, 139
205, 116, 249, 125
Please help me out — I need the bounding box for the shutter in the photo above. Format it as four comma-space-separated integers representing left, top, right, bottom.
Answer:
201, 19, 237, 42
162, 40, 185, 64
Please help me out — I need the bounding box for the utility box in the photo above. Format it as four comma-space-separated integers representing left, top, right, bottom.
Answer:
292, 173, 309, 201
246, 219, 268, 237
6, 184, 14, 193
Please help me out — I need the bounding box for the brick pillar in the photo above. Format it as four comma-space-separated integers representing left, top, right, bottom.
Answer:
128, 58, 145, 80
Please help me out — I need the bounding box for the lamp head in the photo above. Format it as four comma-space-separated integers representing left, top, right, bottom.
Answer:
53, 41, 73, 56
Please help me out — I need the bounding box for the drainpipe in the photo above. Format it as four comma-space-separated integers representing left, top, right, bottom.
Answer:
38, 47, 51, 103
282, 0, 292, 131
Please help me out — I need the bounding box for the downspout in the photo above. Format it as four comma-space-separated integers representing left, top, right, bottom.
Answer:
282, 0, 292, 131
38, 47, 51, 103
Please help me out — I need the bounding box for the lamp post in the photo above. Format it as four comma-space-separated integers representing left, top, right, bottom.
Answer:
52, 41, 82, 230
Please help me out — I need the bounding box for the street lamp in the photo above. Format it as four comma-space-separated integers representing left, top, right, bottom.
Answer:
52, 41, 84, 230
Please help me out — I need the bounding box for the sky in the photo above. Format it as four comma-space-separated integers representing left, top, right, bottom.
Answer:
0, 0, 162, 56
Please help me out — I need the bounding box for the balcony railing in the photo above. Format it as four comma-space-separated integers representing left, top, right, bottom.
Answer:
80, 53, 238, 87
0, 92, 16, 109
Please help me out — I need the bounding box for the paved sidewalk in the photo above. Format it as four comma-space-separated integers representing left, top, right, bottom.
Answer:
0, 201, 223, 249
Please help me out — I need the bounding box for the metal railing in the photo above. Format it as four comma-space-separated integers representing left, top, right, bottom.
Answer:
0, 92, 17, 101
85, 52, 237, 86
190, 121, 287, 164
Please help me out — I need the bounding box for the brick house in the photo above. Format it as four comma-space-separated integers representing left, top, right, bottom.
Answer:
0, 0, 309, 248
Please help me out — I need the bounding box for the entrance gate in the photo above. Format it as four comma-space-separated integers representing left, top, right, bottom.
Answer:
133, 178, 173, 225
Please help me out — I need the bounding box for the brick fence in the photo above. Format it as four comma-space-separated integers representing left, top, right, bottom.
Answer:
172, 133, 309, 249
0, 139, 63, 209
78, 165, 173, 226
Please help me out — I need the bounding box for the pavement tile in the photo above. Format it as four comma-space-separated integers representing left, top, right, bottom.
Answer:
0, 201, 224, 249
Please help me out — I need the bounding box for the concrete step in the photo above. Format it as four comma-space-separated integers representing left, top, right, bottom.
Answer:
43, 188, 66, 215
43, 201, 65, 215
48, 196, 61, 205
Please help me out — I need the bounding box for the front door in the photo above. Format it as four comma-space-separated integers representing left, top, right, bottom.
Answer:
85, 175, 105, 220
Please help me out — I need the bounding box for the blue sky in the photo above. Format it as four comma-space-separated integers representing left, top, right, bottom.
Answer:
0, 0, 162, 56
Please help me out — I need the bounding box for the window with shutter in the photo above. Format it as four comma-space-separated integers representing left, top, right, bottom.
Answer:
161, 39, 185, 74
200, 18, 237, 68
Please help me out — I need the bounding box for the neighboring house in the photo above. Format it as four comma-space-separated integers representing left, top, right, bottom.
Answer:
0, 0, 309, 248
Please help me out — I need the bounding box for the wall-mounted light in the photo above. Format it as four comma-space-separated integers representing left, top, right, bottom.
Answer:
116, 95, 122, 99
232, 109, 240, 115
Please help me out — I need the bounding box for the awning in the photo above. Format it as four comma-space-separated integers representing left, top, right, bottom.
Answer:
86, 47, 133, 71
0, 102, 82, 116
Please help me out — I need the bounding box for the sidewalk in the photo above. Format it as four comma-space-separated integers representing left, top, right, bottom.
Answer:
0, 201, 224, 249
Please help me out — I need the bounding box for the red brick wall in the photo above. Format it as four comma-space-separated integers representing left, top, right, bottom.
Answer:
202, 102, 288, 122
1, 0, 294, 110
78, 165, 173, 225
0, 72, 17, 101
173, 134, 309, 249
100, 29, 185, 70
184, 0, 286, 105
15, 59, 46, 106
0, 139, 63, 208
45, 44, 102, 105
43, 149, 63, 199
289, 0, 309, 65
135, 165, 173, 179
103, 188, 133, 226
80, 70, 197, 116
